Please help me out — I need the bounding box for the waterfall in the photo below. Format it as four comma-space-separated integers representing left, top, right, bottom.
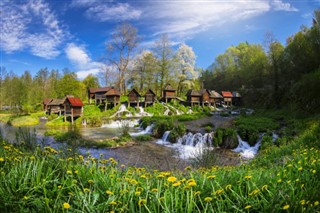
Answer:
157, 131, 171, 145
129, 124, 154, 137
232, 134, 265, 159
101, 119, 139, 128
136, 107, 152, 117
110, 104, 133, 118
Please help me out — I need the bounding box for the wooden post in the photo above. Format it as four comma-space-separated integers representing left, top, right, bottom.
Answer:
71, 108, 74, 124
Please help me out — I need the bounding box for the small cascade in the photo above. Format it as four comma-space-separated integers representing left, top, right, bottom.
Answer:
110, 104, 133, 118
101, 119, 139, 128
157, 131, 214, 160
157, 131, 171, 145
129, 124, 154, 137
82, 118, 87, 126
164, 108, 170, 115
136, 107, 152, 117
187, 108, 193, 114
232, 134, 265, 159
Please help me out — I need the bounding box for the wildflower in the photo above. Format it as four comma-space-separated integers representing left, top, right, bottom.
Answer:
277, 179, 282, 183
312, 170, 316, 174
214, 189, 224, 195
249, 189, 260, 196
66, 170, 72, 175
315, 201, 319, 206
29, 156, 35, 160
63, 202, 71, 209
74, 170, 78, 174
225, 184, 232, 190
151, 188, 158, 193
298, 167, 303, 171
58, 185, 62, 189
262, 185, 268, 191
109, 201, 117, 205
135, 191, 141, 196
167, 176, 177, 182
188, 181, 196, 187
300, 200, 306, 205
121, 164, 125, 167
207, 175, 216, 179
184, 166, 191, 170
194, 191, 201, 196
245, 205, 252, 209
0, 158, 4, 162
244, 175, 252, 180
24, 196, 28, 200
138, 199, 146, 206
204, 197, 213, 202
84, 188, 90, 192
140, 175, 147, 179
106, 190, 113, 195
282, 204, 289, 210
173, 181, 181, 187
88, 180, 94, 184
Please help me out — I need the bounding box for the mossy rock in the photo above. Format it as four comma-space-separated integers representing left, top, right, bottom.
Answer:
213, 128, 238, 149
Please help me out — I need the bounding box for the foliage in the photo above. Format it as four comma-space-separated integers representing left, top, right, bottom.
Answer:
212, 128, 238, 148
235, 115, 279, 145
1, 119, 320, 212
7, 115, 39, 127
134, 134, 152, 142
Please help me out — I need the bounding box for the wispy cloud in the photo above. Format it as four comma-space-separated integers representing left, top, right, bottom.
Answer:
271, 0, 298, 12
0, 0, 68, 59
65, 43, 105, 79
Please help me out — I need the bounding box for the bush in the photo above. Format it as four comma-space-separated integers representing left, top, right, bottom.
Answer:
135, 134, 152, 142
212, 128, 238, 148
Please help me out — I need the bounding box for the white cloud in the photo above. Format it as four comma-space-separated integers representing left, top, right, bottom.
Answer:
271, 0, 298, 12
0, 0, 68, 59
65, 43, 105, 79
85, 3, 142, 22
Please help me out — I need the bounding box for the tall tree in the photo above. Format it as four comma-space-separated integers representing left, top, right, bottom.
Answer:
106, 23, 139, 94
175, 44, 197, 96
153, 34, 173, 96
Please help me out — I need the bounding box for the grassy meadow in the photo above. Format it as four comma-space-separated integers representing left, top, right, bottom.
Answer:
0, 111, 320, 212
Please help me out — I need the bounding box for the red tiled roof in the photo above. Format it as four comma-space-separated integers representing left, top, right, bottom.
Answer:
67, 97, 84, 107
221, 91, 233, 98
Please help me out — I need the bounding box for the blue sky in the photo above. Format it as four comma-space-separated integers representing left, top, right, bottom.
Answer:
1, 0, 319, 79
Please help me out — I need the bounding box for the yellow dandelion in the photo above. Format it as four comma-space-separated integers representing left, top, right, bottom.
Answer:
184, 166, 191, 170
138, 199, 146, 206
135, 191, 141, 196
204, 197, 213, 202
315, 201, 319, 206
151, 188, 158, 193
188, 181, 197, 187
58, 185, 62, 189
106, 190, 113, 195
312, 170, 316, 174
167, 176, 177, 182
300, 200, 306, 205
63, 202, 71, 209
298, 167, 303, 171
214, 189, 224, 195
194, 191, 201, 196
88, 180, 94, 184
261, 185, 268, 191
225, 184, 232, 190
282, 204, 289, 210
84, 188, 90, 192
0, 157, 4, 162
173, 181, 181, 187
24, 196, 28, 200
74, 170, 78, 174
109, 201, 117, 205
277, 179, 282, 183
244, 175, 252, 180
66, 170, 72, 175
157, 174, 164, 178
207, 175, 216, 179
245, 205, 252, 209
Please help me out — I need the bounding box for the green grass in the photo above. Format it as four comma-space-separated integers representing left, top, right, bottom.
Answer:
0, 118, 320, 212
8, 115, 40, 126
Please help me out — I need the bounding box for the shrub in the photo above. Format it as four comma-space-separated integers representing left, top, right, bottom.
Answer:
135, 134, 152, 142
212, 128, 238, 148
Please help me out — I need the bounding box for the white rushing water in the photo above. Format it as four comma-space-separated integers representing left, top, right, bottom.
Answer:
110, 104, 133, 118
136, 107, 153, 117
101, 119, 139, 128
232, 133, 278, 159
129, 124, 154, 137
157, 131, 214, 160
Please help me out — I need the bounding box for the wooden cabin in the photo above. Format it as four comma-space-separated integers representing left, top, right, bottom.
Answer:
209, 90, 223, 107
128, 89, 141, 107
163, 84, 176, 103
64, 97, 84, 124
186, 90, 201, 106
232, 91, 242, 106
47, 98, 66, 115
144, 89, 156, 107
221, 91, 233, 106
43, 98, 53, 113
88, 87, 111, 104
104, 88, 120, 110
199, 89, 211, 106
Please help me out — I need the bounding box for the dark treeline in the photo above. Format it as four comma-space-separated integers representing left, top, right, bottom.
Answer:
0, 68, 100, 112
201, 10, 320, 112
